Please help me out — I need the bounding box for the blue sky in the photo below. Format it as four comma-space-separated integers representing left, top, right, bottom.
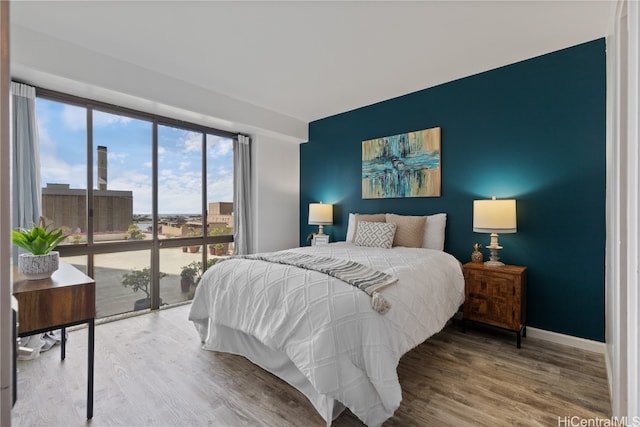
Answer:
36, 98, 233, 215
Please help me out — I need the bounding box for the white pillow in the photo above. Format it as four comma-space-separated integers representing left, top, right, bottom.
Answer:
346, 213, 356, 242
423, 213, 447, 250
354, 221, 396, 249
345, 213, 386, 242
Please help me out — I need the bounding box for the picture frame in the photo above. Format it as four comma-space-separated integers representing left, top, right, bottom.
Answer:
362, 126, 441, 199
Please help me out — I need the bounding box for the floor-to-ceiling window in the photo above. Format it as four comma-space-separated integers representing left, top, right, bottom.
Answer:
36, 89, 235, 318
157, 124, 204, 307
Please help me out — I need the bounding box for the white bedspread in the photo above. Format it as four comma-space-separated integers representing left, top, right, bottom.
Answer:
189, 242, 464, 426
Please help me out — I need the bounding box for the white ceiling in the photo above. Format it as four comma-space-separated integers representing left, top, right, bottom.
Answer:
10, 1, 613, 125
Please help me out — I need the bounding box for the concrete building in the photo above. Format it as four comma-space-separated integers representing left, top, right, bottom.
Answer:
160, 203, 233, 238
207, 202, 233, 227
42, 183, 133, 233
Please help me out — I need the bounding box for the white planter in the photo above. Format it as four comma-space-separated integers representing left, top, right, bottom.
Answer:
18, 251, 59, 280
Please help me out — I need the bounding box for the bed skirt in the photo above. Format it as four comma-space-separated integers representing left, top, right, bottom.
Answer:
202, 321, 346, 426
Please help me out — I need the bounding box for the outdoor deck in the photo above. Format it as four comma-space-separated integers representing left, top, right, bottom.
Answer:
63, 247, 223, 318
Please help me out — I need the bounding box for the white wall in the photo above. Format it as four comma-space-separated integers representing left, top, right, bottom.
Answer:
606, 0, 640, 421
252, 134, 300, 252
605, 0, 624, 413
10, 25, 308, 143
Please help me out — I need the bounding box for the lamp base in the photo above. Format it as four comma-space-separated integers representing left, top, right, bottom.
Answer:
485, 238, 505, 267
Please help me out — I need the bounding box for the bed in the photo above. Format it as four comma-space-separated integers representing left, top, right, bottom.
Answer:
189, 214, 465, 426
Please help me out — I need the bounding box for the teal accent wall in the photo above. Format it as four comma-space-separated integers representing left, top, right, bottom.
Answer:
300, 39, 606, 342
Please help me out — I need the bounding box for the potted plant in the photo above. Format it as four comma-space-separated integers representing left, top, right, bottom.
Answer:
180, 264, 198, 293
208, 226, 231, 255
121, 267, 168, 311
179, 259, 217, 295
12, 217, 67, 280
185, 229, 201, 253
213, 243, 225, 256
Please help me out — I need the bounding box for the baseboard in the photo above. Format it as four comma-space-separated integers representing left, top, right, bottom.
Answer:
526, 327, 606, 354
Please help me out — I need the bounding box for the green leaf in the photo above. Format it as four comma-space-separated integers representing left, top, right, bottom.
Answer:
11, 221, 68, 255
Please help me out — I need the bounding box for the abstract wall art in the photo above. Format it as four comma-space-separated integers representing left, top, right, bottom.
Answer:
362, 126, 441, 199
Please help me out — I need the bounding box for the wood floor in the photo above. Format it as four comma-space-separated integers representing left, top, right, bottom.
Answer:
12, 304, 612, 427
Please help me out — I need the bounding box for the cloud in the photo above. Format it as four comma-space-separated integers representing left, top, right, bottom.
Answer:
208, 174, 233, 203
40, 152, 87, 189
93, 110, 133, 128
208, 138, 233, 158
157, 170, 202, 214
109, 171, 154, 214
182, 132, 202, 154
62, 105, 86, 131
157, 146, 167, 164
36, 106, 55, 152
107, 151, 128, 164
207, 164, 233, 201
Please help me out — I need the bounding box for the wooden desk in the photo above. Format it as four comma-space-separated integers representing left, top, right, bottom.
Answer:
13, 262, 96, 419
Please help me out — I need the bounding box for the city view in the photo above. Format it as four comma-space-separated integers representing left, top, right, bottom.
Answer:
46, 199, 234, 318
36, 97, 234, 318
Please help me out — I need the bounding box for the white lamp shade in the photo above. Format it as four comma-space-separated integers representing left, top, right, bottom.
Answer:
309, 203, 333, 225
473, 198, 517, 233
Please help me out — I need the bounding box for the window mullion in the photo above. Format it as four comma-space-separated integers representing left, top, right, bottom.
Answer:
86, 108, 95, 277
151, 121, 161, 310
201, 132, 207, 267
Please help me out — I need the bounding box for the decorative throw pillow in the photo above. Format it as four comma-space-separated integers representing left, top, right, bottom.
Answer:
354, 221, 397, 249
385, 213, 427, 248
346, 213, 386, 242
422, 213, 447, 250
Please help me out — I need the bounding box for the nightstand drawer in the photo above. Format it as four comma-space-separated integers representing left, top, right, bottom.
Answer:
467, 269, 517, 287
466, 294, 517, 330
467, 271, 518, 298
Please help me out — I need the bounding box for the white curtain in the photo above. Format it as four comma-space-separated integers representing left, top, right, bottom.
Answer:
233, 135, 252, 255
10, 82, 41, 262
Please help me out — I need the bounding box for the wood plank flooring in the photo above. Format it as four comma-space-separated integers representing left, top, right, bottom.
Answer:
12, 304, 612, 427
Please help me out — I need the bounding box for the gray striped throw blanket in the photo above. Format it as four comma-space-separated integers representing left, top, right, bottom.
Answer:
234, 251, 397, 314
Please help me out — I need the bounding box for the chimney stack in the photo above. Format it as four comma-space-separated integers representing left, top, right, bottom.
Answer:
97, 146, 107, 190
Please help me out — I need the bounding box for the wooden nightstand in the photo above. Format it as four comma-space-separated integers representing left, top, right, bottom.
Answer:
312, 234, 330, 245
462, 262, 527, 348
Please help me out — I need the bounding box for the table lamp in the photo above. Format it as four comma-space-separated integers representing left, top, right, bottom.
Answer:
308, 202, 333, 235
473, 196, 517, 267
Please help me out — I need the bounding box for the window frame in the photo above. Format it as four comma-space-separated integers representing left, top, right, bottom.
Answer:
36, 87, 235, 313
